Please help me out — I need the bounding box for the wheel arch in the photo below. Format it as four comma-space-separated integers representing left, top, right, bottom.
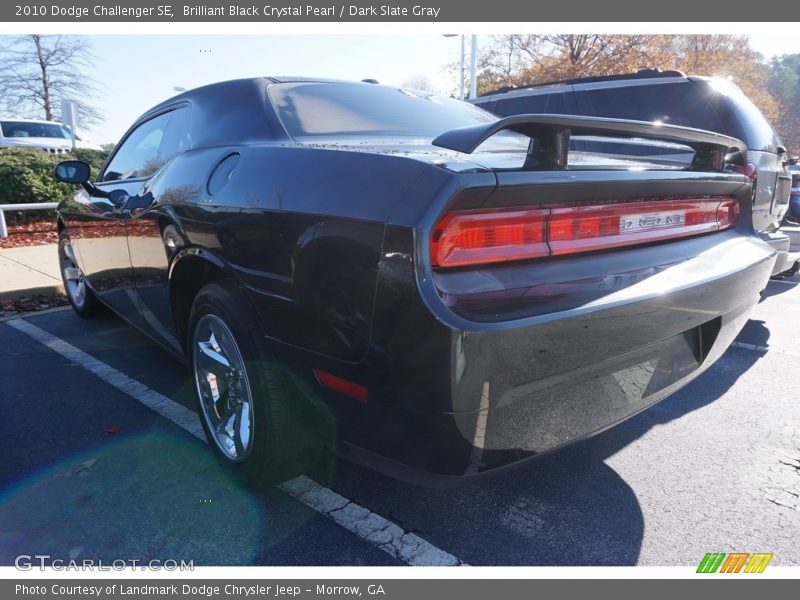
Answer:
169, 248, 229, 353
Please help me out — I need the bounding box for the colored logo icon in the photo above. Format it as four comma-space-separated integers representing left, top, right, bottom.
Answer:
697, 552, 773, 573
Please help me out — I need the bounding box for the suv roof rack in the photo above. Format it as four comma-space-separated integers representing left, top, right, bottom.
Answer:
479, 68, 687, 97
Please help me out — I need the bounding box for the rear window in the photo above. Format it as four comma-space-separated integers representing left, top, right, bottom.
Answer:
576, 82, 731, 133
1, 121, 71, 139
703, 78, 783, 153
268, 82, 496, 138
576, 80, 782, 153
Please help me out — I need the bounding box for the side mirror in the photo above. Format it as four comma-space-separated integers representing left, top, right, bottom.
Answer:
54, 160, 91, 185
108, 189, 130, 209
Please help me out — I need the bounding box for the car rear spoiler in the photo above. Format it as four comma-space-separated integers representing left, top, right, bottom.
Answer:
432, 114, 747, 171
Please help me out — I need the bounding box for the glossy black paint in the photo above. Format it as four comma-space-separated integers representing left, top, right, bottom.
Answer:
56, 77, 775, 485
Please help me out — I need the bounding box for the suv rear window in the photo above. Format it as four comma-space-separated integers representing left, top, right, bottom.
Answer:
268, 82, 495, 138
702, 78, 783, 153
576, 81, 731, 133
576, 80, 783, 153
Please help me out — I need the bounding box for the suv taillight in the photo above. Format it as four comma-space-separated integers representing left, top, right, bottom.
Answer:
728, 162, 757, 198
431, 197, 739, 269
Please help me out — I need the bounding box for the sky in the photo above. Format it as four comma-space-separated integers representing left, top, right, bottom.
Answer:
5, 33, 800, 145
62, 35, 461, 144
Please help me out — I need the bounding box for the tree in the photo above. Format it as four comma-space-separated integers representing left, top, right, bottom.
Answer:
401, 74, 436, 92
663, 35, 777, 122
473, 35, 676, 93
0, 35, 103, 130
768, 54, 800, 154
472, 35, 777, 121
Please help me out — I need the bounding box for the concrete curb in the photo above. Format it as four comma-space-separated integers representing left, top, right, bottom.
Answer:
0, 304, 70, 323
0, 283, 65, 302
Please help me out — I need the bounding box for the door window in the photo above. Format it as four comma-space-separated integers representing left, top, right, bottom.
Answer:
102, 107, 190, 182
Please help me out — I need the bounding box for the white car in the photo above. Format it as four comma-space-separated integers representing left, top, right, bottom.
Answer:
0, 118, 103, 153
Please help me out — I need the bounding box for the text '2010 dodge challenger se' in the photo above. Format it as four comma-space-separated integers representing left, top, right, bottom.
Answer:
52, 77, 775, 486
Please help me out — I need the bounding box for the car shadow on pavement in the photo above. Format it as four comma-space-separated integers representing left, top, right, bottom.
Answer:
0, 310, 772, 567
318, 322, 771, 566
737, 319, 771, 348
760, 275, 799, 300
0, 317, 399, 567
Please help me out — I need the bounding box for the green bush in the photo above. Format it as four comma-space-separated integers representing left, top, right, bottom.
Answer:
0, 147, 109, 222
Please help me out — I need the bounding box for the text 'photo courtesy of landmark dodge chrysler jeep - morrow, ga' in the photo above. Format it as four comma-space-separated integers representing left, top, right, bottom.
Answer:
52, 77, 776, 487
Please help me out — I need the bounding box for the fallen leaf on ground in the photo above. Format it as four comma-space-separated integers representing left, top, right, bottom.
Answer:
74, 459, 97, 476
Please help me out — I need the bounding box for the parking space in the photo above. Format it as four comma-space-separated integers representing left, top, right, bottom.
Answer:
1, 275, 798, 566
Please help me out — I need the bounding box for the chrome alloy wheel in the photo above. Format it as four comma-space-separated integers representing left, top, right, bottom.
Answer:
192, 314, 255, 462
60, 240, 87, 308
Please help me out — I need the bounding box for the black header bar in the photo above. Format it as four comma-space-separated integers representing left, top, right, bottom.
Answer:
2, 0, 767, 22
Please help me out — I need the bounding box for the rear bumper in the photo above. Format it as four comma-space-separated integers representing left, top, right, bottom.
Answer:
761, 230, 792, 275
779, 223, 800, 270
330, 231, 774, 485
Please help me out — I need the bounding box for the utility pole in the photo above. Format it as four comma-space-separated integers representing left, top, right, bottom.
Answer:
469, 34, 477, 99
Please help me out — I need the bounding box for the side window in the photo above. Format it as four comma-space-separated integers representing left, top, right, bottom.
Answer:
101, 107, 190, 182
492, 91, 572, 118
156, 107, 191, 164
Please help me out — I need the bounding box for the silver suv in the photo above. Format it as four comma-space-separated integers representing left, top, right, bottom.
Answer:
0, 119, 102, 153
473, 70, 793, 275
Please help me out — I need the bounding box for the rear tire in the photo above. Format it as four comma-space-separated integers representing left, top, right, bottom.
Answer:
58, 231, 103, 318
188, 280, 312, 488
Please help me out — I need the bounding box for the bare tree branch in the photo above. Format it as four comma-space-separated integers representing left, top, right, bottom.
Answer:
0, 34, 104, 129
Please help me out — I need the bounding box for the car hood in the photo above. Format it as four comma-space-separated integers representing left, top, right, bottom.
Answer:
1, 136, 72, 148
0, 136, 102, 151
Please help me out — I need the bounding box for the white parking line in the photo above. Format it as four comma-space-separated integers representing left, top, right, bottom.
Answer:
730, 340, 800, 360
7, 317, 206, 438
465, 381, 490, 476
730, 341, 770, 353
6, 317, 463, 567
768, 279, 798, 287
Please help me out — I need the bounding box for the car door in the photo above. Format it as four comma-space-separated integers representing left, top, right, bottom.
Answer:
78, 111, 175, 326
124, 106, 193, 352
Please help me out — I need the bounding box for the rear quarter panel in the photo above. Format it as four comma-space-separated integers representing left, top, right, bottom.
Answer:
750, 149, 790, 232
158, 144, 433, 362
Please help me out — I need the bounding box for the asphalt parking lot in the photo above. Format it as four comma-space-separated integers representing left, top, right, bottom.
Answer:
1, 275, 798, 567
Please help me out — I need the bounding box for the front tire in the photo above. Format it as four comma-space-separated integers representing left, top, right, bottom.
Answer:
188, 280, 309, 487
58, 231, 103, 318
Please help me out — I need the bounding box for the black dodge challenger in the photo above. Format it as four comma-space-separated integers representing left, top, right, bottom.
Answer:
53, 77, 775, 486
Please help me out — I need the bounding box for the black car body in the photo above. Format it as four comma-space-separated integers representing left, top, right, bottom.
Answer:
472, 70, 793, 276
54, 78, 775, 486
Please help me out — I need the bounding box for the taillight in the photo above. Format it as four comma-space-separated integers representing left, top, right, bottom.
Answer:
728, 162, 757, 183
431, 208, 548, 268
728, 162, 757, 200
431, 197, 739, 269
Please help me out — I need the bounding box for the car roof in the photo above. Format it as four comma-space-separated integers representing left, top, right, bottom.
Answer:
144, 76, 380, 113
0, 118, 65, 125
132, 77, 393, 148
